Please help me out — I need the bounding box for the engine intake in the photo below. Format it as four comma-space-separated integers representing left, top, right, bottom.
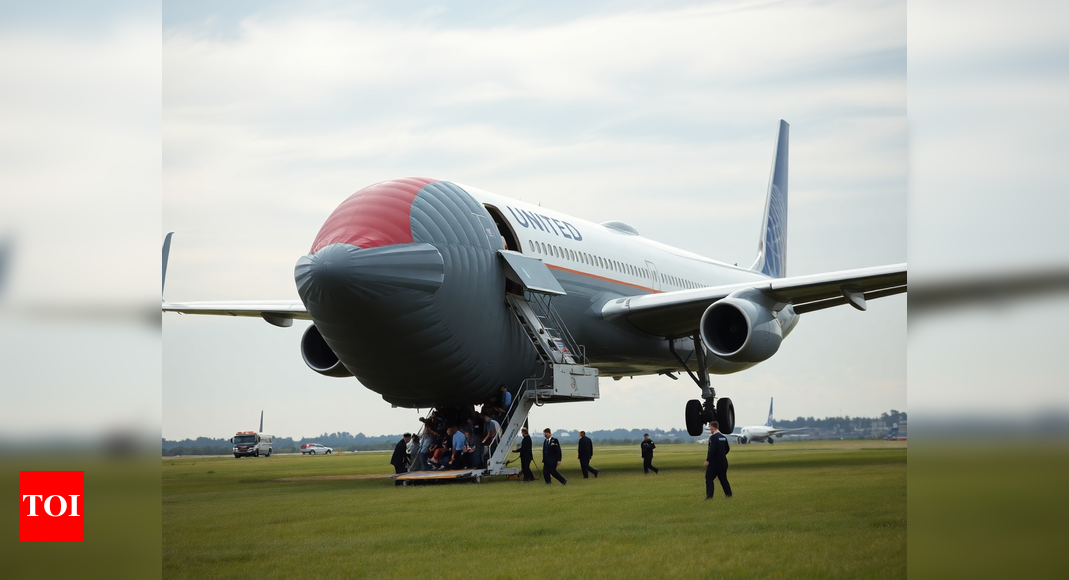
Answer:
700, 289, 784, 363
301, 324, 353, 377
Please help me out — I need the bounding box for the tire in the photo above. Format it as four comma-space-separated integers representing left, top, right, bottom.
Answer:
327, 450, 332, 454
685, 399, 704, 436
234, 454, 240, 458
311, 450, 316, 455
266, 449, 271, 457
254, 450, 259, 457
716, 397, 736, 434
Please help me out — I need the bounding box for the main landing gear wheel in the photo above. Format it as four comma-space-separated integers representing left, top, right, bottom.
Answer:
685, 400, 705, 436
716, 398, 735, 434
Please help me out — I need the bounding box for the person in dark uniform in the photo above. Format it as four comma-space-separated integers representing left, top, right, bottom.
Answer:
513, 427, 535, 481
542, 428, 567, 485
640, 433, 659, 474
391, 433, 412, 486
705, 421, 732, 500
577, 430, 599, 478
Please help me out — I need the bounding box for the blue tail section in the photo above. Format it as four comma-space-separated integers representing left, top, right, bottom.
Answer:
766, 397, 774, 427
750, 120, 789, 278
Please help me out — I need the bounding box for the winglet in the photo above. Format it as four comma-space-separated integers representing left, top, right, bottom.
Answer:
162, 232, 174, 298
750, 120, 789, 278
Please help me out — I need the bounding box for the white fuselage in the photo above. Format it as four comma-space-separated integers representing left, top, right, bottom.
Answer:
467, 184, 773, 297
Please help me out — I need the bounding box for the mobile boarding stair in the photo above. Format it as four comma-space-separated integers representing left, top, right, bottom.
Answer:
395, 251, 599, 484
485, 251, 601, 477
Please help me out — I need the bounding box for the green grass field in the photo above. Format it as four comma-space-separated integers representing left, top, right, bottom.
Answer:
163, 440, 905, 579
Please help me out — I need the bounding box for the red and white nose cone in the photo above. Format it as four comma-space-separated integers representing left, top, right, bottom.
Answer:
309, 177, 435, 253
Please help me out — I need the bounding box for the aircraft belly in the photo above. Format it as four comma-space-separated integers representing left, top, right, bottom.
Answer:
551, 270, 689, 376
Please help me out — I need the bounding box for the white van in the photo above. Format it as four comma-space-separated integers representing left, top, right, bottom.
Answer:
231, 431, 273, 457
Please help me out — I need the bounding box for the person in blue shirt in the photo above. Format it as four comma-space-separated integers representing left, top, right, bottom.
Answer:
447, 427, 468, 469
499, 385, 513, 410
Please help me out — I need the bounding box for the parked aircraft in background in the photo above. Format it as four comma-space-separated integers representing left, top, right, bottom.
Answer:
163, 120, 906, 438
730, 398, 806, 444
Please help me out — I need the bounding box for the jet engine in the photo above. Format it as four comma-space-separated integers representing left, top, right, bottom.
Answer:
300, 324, 353, 377
738, 436, 748, 444
700, 288, 796, 364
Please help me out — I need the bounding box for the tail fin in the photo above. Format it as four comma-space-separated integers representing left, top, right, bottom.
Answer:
162, 232, 174, 297
766, 397, 775, 427
749, 120, 789, 278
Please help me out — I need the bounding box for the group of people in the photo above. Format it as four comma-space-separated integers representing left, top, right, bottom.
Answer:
390, 404, 734, 500
389, 394, 513, 477
510, 427, 591, 485
522, 422, 732, 500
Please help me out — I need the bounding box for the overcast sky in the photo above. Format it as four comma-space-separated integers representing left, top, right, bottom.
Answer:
161, 0, 906, 440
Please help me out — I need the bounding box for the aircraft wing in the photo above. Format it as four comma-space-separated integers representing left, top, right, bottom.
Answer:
600, 263, 905, 338
162, 300, 310, 327
161, 233, 310, 327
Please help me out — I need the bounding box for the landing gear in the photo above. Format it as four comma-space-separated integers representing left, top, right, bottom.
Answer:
685, 400, 704, 437
767, 439, 774, 445
672, 336, 735, 436
716, 398, 735, 435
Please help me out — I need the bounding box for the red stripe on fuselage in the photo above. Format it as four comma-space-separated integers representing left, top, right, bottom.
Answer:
310, 177, 436, 254
546, 264, 663, 294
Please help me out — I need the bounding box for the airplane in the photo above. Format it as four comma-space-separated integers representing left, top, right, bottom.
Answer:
729, 397, 806, 444
163, 120, 906, 441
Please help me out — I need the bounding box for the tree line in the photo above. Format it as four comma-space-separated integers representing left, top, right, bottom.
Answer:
162, 410, 908, 455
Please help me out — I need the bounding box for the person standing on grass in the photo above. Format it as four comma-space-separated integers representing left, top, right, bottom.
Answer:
542, 428, 567, 485
577, 430, 599, 478
704, 421, 732, 500
640, 433, 659, 474
391, 433, 412, 485
514, 427, 535, 481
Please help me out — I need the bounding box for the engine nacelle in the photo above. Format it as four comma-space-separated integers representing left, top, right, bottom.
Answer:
301, 324, 353, 377
738, 436, 748, 444
700, 288, 791, 364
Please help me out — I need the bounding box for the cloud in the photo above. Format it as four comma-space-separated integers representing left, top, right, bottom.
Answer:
163, 0, 905, 438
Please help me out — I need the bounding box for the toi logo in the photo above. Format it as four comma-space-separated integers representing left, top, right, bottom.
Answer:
20, 471, 84, 541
